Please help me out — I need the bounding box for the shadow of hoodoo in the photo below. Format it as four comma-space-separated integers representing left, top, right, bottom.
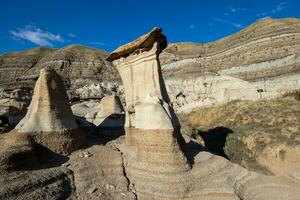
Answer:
198, 126, 233, 158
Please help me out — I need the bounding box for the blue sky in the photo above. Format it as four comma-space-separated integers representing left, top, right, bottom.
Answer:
1, 0, 299, 54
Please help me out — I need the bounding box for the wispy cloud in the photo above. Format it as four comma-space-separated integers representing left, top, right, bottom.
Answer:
257, 2, 288, 17
10, 26, 63, 47
213, 18, 243, 28
225, 5, 246, 15
68, 33, 76, 38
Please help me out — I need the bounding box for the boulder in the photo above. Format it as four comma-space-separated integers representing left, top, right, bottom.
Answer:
0, 131, 36, 172
94, 95, 125, 128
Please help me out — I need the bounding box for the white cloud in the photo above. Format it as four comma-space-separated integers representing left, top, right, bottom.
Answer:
226, 5, 246, 15
10, 26, 64, 47
271, 2, 288, 13
213, 18, 243, 29
257, 2, 288, 17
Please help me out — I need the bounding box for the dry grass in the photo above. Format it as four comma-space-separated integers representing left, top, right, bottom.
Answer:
282, 89, 300, 101
179, 97, 300, 174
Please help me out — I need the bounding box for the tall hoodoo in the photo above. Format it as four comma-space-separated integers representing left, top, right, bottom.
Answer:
15, 67, 85, 155
107, 27, 191, 198
107, 27, 179, 130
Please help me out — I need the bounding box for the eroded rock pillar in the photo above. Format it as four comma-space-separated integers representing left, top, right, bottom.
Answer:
107, 27, 190, 198
107, 27, 179, 130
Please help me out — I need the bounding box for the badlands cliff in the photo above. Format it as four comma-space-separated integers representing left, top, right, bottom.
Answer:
161, 18, 300, 111
0, 45, 120, 90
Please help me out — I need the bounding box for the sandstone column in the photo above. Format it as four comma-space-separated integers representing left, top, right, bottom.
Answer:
107, 27, 179, 130
107, 28, 190, 198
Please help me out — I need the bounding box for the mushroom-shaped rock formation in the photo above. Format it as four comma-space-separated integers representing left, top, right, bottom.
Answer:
106, 27, 190, 198
107, 27, 179, 130
107, 28, 300, 199
15, 67, 85, 155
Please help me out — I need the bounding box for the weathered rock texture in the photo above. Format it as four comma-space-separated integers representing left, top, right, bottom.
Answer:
15, 67, 85, 154
108, 27, 192, 198
109, 27, 178, 129
0, 159, 75, 200
0, 47, 54, 85
68, 143, 136, 200
0, 45, 120, 91
0, 131, 36, 172
8, 88, 31, 127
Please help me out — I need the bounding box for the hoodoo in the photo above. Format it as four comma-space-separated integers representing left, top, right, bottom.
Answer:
15, 67, 85, 155
107, 27, 191, 198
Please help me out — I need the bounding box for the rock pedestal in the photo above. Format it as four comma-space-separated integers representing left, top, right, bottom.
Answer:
15, 67, 85, 155
107, 27, 191, 198
107, 27, 178, 130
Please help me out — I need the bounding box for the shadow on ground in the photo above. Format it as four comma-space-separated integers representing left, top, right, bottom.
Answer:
184, 126, 233, 166
198, 127, 233, 159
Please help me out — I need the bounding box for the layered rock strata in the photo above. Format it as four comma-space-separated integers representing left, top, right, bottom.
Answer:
0, 45, 120, 90
15, 67, 85, 155
160, 18, 300, 110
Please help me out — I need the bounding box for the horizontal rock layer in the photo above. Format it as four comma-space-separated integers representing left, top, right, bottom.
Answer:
161, 18, 300, 81
0, 45, 120, 89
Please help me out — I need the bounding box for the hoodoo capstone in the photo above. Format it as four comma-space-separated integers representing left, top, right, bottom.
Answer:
15, 67, 85, 155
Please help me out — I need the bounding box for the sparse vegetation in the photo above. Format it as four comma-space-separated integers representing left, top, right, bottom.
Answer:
178, 97, 300, 174
282, 89, 300, 101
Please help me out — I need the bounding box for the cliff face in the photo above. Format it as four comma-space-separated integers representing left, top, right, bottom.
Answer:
161, 18, 300, 80
160, 18, 300, 111
0, 45, 120, 90
32, 45, 120, 84
0, 47, 54, 84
